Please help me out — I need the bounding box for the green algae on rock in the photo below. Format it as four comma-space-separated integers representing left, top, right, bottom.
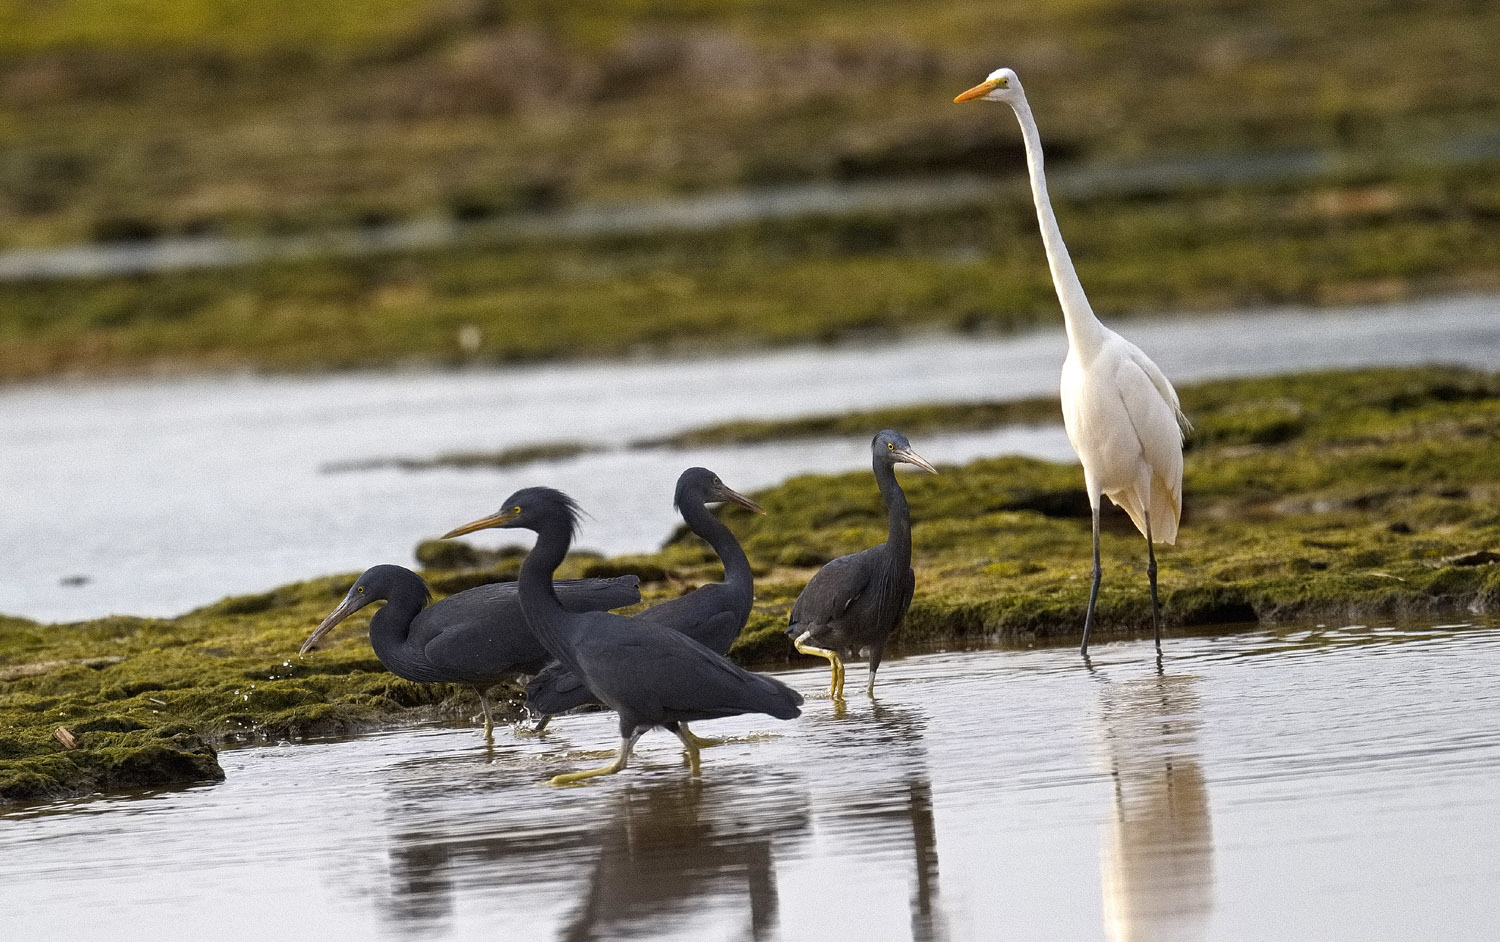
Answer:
715, 366, 1500, 648
3, 366, 1497, 806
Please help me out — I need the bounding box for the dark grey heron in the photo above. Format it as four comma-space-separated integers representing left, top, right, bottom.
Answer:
442, 487, 802, 785
526, 467, 764, 737
786, 430, 937, 699
300, 565, 640, 739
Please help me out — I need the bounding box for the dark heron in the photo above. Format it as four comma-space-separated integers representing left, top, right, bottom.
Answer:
786, 430, 937, 700
442, 487, 802, 786
300, 564, 641, 739
526, 467, 764, 736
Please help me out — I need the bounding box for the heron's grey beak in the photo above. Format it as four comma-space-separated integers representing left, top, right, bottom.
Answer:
300, 593, 364, 655
441, 510, 514, 539
894, 448, 939, 475
720, 486, 766, 515
954, 78, 1001, 103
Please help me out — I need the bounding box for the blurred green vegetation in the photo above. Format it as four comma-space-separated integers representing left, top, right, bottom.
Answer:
4, 366, 1498, 803
0, 1, 1498, 379
1, 159, 1498, 381
4, 0, 1498, 246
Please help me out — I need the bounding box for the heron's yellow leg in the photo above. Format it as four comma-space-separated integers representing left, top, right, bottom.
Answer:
549, 731, 641, 787
475, 688, 496, 742
673, 727, 703, 776
677, 723, 723, 750
794, 632, 847, 700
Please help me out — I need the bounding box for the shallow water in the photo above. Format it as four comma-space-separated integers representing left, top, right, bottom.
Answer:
4, 624, 1498, 941
2, 293, 1497, 622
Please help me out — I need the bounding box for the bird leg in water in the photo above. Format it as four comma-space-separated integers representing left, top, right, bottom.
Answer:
793, 631, 846, 700
1081, 505, 1103, 656
475, 686, 496, 742
1145, 513, 1161, 650
550, 729, 644, 787
671, 726, 703, 776
675, 723, 724, 750
511, 712, 550, 737
865, 664, 880, 698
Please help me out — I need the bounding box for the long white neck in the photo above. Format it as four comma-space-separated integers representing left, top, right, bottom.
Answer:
1010, 91, 1106, 359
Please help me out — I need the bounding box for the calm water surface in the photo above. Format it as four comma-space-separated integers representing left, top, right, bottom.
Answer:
4, 623, 1498, 940
2, 294, 1497, 622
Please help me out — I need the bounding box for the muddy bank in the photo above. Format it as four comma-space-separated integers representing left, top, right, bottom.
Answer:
3, 366, 1497, 805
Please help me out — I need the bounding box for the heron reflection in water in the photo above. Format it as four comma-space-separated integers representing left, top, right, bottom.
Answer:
379, 773, 810, 940
1093, 662, 1215, 942
557, 776, 809, 941
797, 697, 950, 942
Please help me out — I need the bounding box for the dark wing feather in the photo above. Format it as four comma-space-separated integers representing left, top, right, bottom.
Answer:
555, 575, 642, 613
525, 659, 599, 716
787, 548, 877, 632
531, 583, 745, 717
415, 576, 640, 684
573, 625, 801, 726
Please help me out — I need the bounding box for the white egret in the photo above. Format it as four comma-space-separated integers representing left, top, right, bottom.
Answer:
956, 68, 1190, 654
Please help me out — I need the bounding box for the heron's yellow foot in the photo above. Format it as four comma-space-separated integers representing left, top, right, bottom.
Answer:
677, 724, 724, 750
549, 757, 627, 787
794, 632, 847, 700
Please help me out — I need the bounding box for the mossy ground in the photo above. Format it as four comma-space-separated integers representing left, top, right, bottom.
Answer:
4, 365, 1497, 805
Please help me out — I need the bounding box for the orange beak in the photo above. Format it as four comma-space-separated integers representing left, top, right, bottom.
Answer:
954, 79, 1000, 103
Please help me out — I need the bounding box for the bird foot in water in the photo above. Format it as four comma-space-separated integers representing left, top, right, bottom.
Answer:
550, 760, 627, 787
793, 632, 847, 701
676, 725, 724, 750
512, 716, 551, 737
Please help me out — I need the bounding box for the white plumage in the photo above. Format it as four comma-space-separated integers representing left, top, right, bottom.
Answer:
957, 68, 1190, 653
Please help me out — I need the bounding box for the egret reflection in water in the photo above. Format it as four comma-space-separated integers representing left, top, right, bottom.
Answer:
1093, 663, 1215, 942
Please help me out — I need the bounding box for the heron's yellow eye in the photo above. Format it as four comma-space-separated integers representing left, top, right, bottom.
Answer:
357, 586, 365, 594
511, 505, 521, 514
887, 442, 895, 450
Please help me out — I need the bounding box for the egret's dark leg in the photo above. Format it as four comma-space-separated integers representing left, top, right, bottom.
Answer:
793, 630, 846, 700
1081, 504, 1103, 655
550, 728, 644, 787
1145, 513, 1161, 651
865, 647, 884, 697
671, 725, 704, 776
475, 686, 495, 741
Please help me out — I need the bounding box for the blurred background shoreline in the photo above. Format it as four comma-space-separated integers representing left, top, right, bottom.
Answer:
1, 0, 1497, 383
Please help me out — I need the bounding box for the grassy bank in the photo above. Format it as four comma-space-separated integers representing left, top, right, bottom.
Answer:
3, 365, 1497, 805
